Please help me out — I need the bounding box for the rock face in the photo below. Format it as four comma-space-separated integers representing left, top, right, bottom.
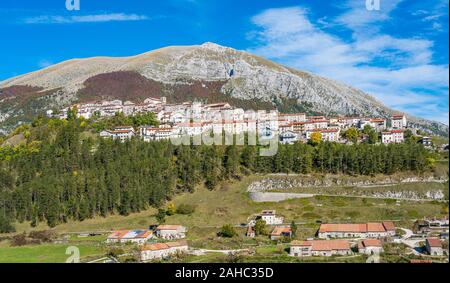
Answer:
247, 175, 448, 202
0, 42, 448, 135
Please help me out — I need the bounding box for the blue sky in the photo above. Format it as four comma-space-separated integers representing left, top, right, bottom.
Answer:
0, 0, 448, 124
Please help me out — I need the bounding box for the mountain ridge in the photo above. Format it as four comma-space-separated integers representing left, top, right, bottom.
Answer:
0, 42, 448, 136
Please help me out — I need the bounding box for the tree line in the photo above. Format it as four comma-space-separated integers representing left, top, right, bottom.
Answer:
0, 117, 436, 232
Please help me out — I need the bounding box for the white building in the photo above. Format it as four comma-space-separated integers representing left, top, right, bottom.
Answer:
140, 240, 188, 262
279, 113, 306, 123
382, 130, 404, 144
100, 126, 135, 142
426, 238, 444, 256
290, 240, 352, 257
155, 225, 187, 240
259, 210, 284, 225
318, 222, 396, 239
279, 130, 298, 144
358, 239, 384, 255
106, 230, 154, 245
391, 115, 407, 129
306, 128, 340, 142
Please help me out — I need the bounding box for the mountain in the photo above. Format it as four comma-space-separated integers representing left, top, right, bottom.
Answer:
0, 42, 448, 136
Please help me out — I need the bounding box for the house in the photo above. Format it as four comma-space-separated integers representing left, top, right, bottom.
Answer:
391, 115, 407, 129
279, 113, 306, 123
420, 136, 433, 148
279, 130, 298, 144
382, 130, 404, 144
155, 225, 187, 240
359, 118, 386, 131
318, 222, 396, 239
246, 226, 255, 238
306, 128, 340, 142
358, 239, 384, 255
290, 240, 352, 257
106, 230, 154, 244
100, 126, 135, 142
140, 240, 188, 262
270, 226, 292, 240
259, 210, 284, 225
425, 238, 444, 256
413, 218, 449, 234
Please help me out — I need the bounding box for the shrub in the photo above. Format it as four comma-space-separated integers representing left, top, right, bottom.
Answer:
10, 233, 27, 246
166, 203, 176, 216
254, 219, 268, 236
218, 224, 237, 238
176, 204, 196, 215
28, 230, 57, 243
0, 215, 15, 233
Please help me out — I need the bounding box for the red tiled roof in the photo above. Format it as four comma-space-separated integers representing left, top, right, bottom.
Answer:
367, 222, 386, 232
156, 225, 183, 231
270, 226, 292, 236
359, 239, 383, 248
141, 243, 170, 251
426, 238, 442, 248
382, 221, 396, 231
108, 230, 129, 239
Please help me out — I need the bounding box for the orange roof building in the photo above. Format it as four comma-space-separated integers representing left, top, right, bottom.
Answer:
290, 240, 352, 257
318, 222, 396, 239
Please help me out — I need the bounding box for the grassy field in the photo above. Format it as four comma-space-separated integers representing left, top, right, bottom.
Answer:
0, 243, 105, 263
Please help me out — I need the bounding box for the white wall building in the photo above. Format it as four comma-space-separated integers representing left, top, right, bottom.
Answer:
155, 225, 187, 240
290, 240, 352, 257
140, 240, 188, 262
382, 130, 404, 144
391, 115, 407, 129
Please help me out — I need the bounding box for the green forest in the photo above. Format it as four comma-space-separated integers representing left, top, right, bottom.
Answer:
0, 115, 437, 232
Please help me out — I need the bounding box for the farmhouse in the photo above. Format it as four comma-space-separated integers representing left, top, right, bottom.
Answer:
425, 238, 444, 256
270, 226, 292, 240
106, 230, 154, 244
140, 240, 188, 262
318, 222, 396, 239
290, 240, 352, 257
259, 210, 284, 225
155, 225, 187, 240
246, 226, 255, 238
358, 239, 384, 255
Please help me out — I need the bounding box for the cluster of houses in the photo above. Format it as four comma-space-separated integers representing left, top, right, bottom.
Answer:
413, 217, 449, 237
106, 225, 187, 261
287, 222, 396, 258
53, 97, 415, 145
317, 222, 397, 239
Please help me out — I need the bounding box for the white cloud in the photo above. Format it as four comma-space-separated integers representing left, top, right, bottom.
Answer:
24, 13, 149, 24
248, 5, 449, 124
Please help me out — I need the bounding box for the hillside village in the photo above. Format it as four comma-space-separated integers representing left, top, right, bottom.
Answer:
49, 96, 437, 146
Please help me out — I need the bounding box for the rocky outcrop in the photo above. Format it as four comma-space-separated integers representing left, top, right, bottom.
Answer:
247, 175, 448, 202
